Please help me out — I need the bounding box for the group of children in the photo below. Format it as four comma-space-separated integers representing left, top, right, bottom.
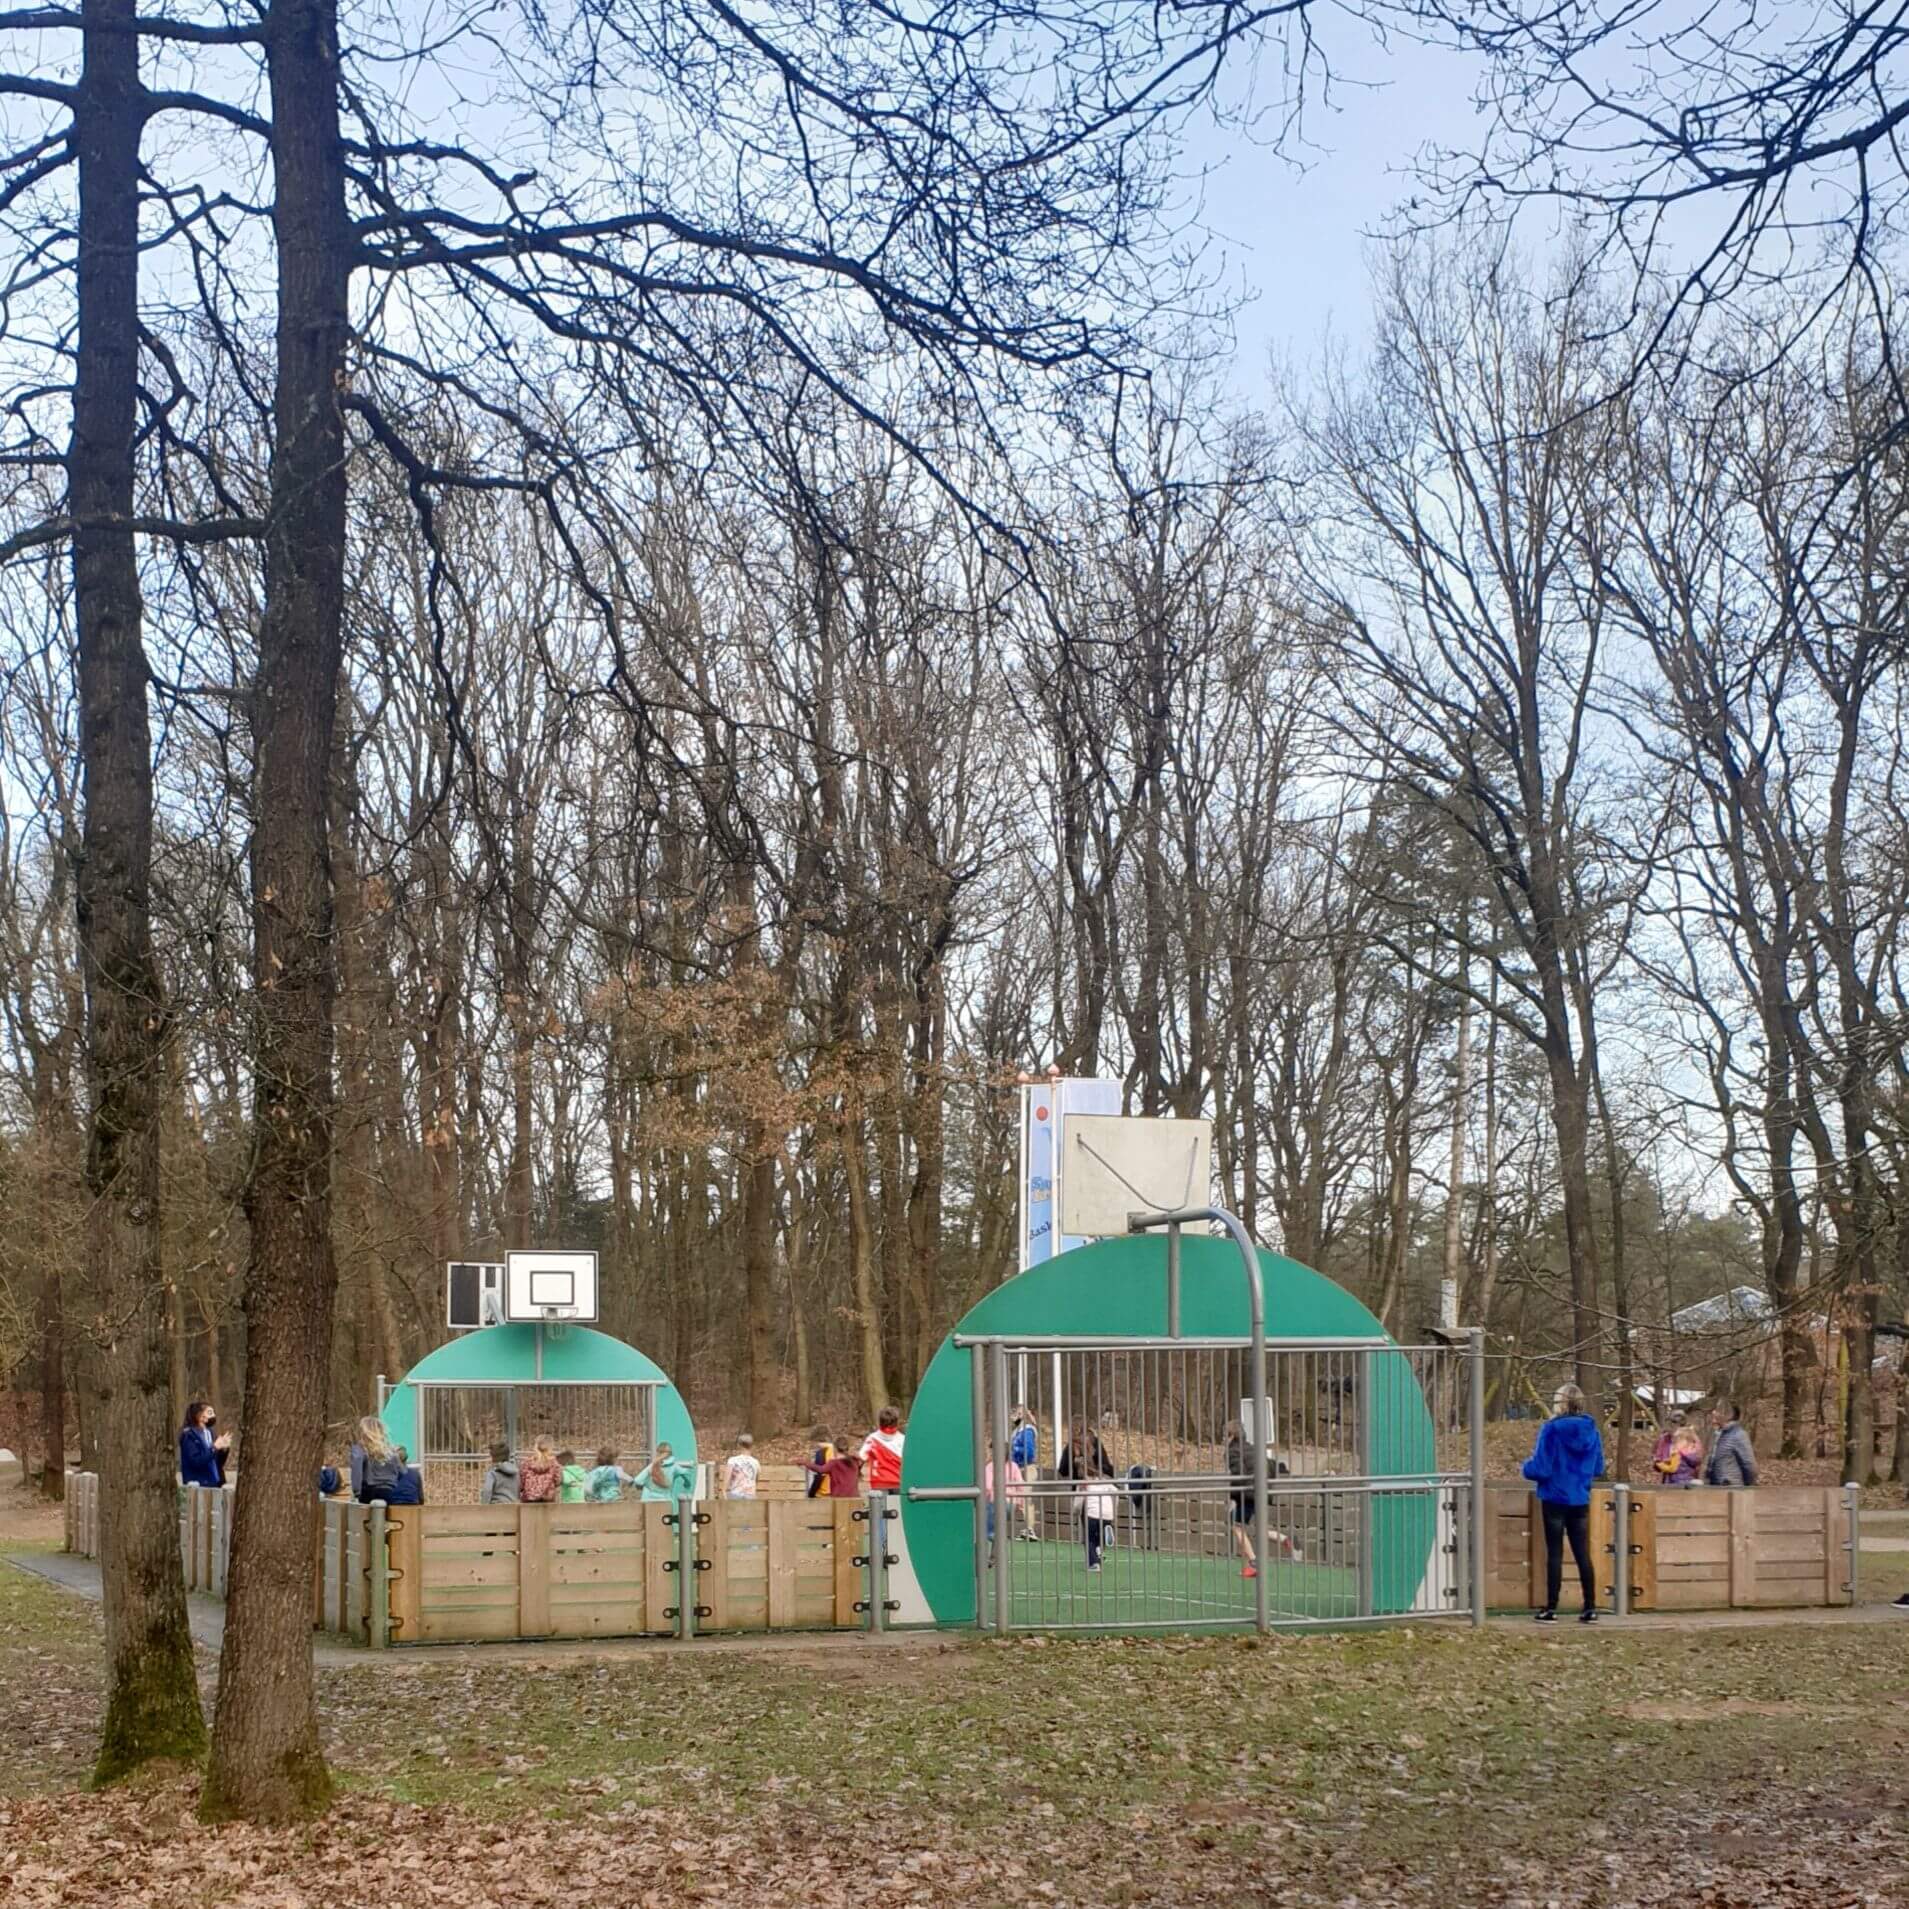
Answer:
464, 1405, 911, 1507
480, 1436, 698, 1503
322, 1405, 913, 1509
801, 1406, 906, 1499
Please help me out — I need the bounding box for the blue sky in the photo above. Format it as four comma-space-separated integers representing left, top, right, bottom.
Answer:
1179, 32, 1493, 387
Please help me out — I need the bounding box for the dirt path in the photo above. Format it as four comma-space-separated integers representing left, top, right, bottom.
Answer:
0, 1481, 63, 1549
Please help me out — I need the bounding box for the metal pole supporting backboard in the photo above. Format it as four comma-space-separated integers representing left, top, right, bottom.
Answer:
1128, 1206, 1268, 1636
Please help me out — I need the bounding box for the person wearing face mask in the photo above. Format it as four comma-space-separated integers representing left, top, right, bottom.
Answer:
178, 1401, 230, 1488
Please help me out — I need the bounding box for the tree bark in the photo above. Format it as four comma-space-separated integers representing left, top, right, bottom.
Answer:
38, 1254, 65, 1499
70, 0, 207, 1783
203, 0, 350, 1823
844, 1117, 888, 1417
1440, 965, 1469, 1331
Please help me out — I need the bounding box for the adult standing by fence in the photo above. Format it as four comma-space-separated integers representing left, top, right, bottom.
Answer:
350, 1415, 404, 1503
1522, 1383, 1605, 1624
1652, 1411, 1703, 1488
1705, 1404, 1759, 1488
178, 1402, 228, 1488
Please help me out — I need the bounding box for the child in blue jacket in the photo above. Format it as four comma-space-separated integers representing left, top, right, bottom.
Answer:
1522, 1383, 1605, 1623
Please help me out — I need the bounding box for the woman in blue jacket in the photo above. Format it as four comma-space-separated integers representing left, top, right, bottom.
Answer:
178, 1401, 229, 1488
1522, 1383, 1605, 1623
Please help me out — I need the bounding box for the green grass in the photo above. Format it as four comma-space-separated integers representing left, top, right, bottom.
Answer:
5, 1540, 1908, 1903
997, 1535, 1360, 1626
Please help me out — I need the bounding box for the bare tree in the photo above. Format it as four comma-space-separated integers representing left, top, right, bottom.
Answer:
1304, 244, 1625, 1396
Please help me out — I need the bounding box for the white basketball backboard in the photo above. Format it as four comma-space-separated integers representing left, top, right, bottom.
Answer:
504, 1249, 599, 1323
1058, 1115, 1212, 1238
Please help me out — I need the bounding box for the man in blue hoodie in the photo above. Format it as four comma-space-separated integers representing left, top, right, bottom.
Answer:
1522, 1382, 1606, 1623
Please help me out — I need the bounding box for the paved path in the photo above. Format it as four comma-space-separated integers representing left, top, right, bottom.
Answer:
9, 1548, 231, 1652
2, 1549, 945, 1668
10, 1547, 1905, 1664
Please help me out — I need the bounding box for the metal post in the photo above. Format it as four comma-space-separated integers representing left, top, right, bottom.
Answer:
1357, 1348, 1376, 1619
675, 1495, 697, 1640
1167, 1222, 1182, 1339
866, 1493, 888, 1634
1843, 1481, 1861, 1603
1612, 1482, 1630, 1617
374, 1372, 387, 1418
990, 1340, 1011, 1634
368, 1503, 389, 1649
970, 1341, 990, 1627
1051, 1349, 1064, 1510
1468, 1327, 1486, 1629
1128, 1205, 1268, 1635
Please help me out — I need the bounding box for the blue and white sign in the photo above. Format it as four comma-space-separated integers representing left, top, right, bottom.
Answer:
1019, 1076, 1121, 1269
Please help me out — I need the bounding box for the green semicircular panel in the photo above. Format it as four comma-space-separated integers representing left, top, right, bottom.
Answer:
901, 1234, 1436, 1626
380, 1324, 696, 1469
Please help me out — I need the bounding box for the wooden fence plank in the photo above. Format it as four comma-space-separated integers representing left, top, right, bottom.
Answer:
386, 1503, 422, 1645
1727, 1490, 1754, 1607
1826, 1489, 1845, 1605
767, 1503, 798, 1629
833, 1499, 860, 1626
642, 1502, 674, 1633
699, 1501, 732, 1631
1627, 1492, 1657, 1609
518, 1505, 552, 1636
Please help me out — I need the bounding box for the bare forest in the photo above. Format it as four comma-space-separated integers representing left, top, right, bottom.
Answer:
3, 0, 1908, 1828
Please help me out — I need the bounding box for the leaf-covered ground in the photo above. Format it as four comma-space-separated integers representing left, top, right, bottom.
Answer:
2, 1540, 1906, 1906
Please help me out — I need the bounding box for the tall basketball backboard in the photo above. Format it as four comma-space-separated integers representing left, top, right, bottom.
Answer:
1058, 1115, 1212, 1239
504, 1249, 599, 1323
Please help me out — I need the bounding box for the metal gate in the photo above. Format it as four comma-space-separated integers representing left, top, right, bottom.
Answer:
963, 1333, 1483, 1633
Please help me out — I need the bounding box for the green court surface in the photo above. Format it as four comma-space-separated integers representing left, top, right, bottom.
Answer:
995, 1538, 1361, 1628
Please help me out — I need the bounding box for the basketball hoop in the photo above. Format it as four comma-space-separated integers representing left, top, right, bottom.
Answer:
539, 1304, 580, 1342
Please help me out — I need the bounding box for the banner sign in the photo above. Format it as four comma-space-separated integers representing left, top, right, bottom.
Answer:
1019, 1076, 1121, 1268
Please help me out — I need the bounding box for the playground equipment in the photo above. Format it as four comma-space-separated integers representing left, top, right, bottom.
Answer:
902, 1221, 1481, 1635
62, 1133, 1867, 1647
378, 1274, 694, 1503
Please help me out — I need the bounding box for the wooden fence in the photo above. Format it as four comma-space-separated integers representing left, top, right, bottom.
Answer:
63, 1469, 99, 1557
1486, 1484, 1854, 1611
382, 1496, 864, 1644
65, 1471, 1856, 1637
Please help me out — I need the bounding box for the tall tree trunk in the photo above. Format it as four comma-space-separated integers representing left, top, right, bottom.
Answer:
70, 0, 207, 1782
904, 973, 946, 1388
1441, 967, 1469, 1331
333, 742, 402, 1386
505, 798, 535, 1248
1590, 1048, 1634, 1482
203, 0, 350, 1822
1230, 951, 1258, 1238
38, 1255, 66, 1499
1542, 1028, 1603, 1397
844, 1117, 888, 1416
34, 1080, 69, 1500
